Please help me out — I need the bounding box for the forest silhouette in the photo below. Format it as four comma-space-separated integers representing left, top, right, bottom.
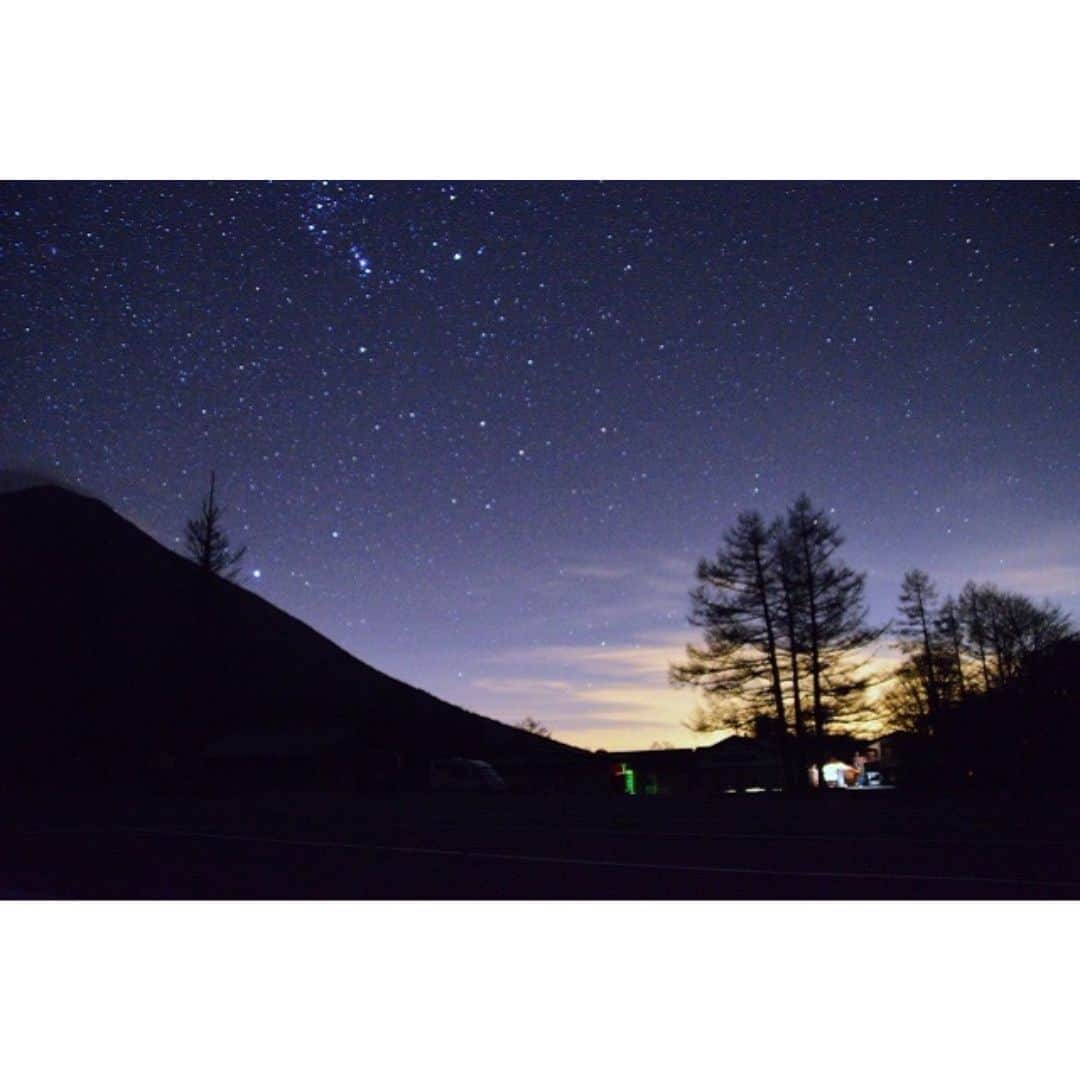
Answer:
672, 492, 1076, 794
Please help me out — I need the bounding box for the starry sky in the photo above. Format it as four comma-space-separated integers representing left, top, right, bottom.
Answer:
2, 181, 1077, 748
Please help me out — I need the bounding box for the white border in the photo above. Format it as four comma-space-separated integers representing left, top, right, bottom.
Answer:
2, 4, 1075, 1074
3, 3, 1077, 178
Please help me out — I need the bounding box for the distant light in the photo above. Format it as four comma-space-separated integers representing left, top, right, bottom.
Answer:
452, 252, 463, 261
253, 569, 262, 579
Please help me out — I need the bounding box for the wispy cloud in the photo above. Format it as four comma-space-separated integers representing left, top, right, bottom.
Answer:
471, 676, 577, 694
472, 627, 702, 750
988, 564, 1079, 599
520, 554, 695, 627
460, 523, 1080, 752
938, 525, 1080, 605
467, 545, 976, 751
557, 563, 633, 582
494, 632, 690, 679
473, 626, 911, 751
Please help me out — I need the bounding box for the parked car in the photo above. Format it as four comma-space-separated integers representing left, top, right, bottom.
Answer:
429, 757, 507, 792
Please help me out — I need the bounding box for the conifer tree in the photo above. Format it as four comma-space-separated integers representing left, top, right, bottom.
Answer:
896, 569, 942, 733
184, 471, 246, 580
781, 494, 882, 779
670, 511, 795, 787
934, 595, 968, 700
673, 500, 882, 789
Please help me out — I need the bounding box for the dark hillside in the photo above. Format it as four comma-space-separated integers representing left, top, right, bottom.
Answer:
0, 485, 584, 792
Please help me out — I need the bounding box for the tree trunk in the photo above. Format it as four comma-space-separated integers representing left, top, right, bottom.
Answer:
777, 570, 808, 790
800, 533, 827, 789
750, 541, 794, 791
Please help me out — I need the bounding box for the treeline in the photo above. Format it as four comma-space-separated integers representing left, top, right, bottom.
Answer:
673, 494, 1077, 791
888, 570, 1077, 790
889, 571, 1073, 735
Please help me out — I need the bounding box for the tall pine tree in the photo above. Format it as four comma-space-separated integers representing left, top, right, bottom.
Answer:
670, 511, 796, 788
781, 495, 882, 782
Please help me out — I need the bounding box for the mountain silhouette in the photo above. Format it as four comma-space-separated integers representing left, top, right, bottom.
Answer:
0, 484, 584, 794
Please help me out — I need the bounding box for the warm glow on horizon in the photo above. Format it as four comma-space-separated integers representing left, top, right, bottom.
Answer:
470, 632, 907, 751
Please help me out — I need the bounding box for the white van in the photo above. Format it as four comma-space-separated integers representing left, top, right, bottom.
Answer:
429, 757, 507, 792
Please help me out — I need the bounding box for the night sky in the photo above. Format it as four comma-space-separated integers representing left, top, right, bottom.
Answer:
2, 181, 1077, 748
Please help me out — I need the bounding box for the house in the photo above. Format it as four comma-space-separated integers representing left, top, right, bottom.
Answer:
866, 731, 923, 786
600, 747, 698, 795
600, 735, 787, 795
694, 735, 786, 792
602, 733, 908, 795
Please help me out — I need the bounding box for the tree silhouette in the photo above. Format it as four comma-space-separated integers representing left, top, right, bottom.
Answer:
880, 580, 1074, 745
956, 582, 1072, 691
682, 697, 753, 740
879, 656, 932, 733
670, 511, 796, 787
896, 569, 942, 732
780, 494, 882, 781
934, 595, 968, 701
517, 716, 551, 738
958, 581, 995, 692
184, 471, 246, 579
672, 499, 879, 789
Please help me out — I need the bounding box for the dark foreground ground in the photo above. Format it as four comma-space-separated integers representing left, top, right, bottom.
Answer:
3, 788, 1080, 899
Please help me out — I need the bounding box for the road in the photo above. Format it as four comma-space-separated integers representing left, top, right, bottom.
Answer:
3, 790, 1079, 898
